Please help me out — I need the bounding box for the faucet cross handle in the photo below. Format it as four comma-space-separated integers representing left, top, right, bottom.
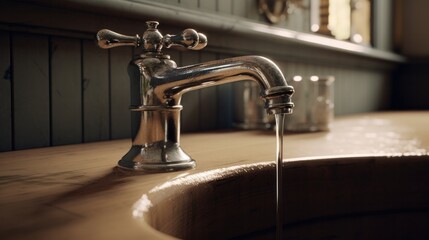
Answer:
96, 21, 207, 53
163, 28, 207, 50
96, 29, 140, 49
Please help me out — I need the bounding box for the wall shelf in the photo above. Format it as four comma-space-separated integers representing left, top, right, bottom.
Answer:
1, 0, 405, 64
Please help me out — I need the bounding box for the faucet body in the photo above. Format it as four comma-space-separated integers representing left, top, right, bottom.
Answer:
97, 22, 294, 171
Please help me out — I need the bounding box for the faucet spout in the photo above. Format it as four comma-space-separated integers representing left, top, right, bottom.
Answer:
154, 56, 294, 114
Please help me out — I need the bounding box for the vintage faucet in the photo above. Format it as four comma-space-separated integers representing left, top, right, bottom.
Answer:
96, 21, 294, 172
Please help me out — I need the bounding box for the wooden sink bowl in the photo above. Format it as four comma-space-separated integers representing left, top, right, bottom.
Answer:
139, 155, 429, 239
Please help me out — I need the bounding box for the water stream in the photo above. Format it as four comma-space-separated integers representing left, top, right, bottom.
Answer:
275, 113, 286, 240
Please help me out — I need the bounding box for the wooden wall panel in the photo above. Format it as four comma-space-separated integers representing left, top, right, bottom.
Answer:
181, 51, 201, 132
333, 68, 345, 115
110, 47, 132, 139
0, 31, 12, 151
218, 0, 232, 13
151, 0, 178, 4
179, 0, 198, 9
217, 54, 234, 129
199, 52, 218, 130
12, 33, 50, 149
245, 0, 261, 20
164, 0, 179, 4
199, 0, 215, 11
82, 40, 109, 142
231, 0, 247, 17
50, 37, 82, 145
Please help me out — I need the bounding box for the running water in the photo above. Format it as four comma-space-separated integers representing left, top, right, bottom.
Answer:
275, 113, 286, 240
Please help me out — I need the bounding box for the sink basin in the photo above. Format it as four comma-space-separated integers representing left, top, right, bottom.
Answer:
135, 155, 429, 239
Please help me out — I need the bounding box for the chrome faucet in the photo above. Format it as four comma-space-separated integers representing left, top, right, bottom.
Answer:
96, 21, 294, 172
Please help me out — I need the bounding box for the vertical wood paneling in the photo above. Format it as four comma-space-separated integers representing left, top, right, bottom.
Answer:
181, 51, 200, 132
82, 40, 109, 142
180, 0, 198, 9
163, 48, 180, 66
199, 0, 215, 11
274, 59, 288, 79
51, 37, 82, 146
358, 72, 369, 112
335, 68, 345, 115
199, 52, 218, 130
231, 0, 247, 17
302, 0, 311, 32
364, 71, 374, 111
110, 47, 132, 139
341, 68, 355, 114
367, 71, 388, 112
379, 72, 390, 110
217, 0, 232, 13
0, 3, 395, 152
289, 6, 305, 32
353, 71, 365, 113
0, 32, 12, 151
217, 54, 233, 129
150, 0, 179, 4
13, 33, 50, 149
245, 0, 261, 20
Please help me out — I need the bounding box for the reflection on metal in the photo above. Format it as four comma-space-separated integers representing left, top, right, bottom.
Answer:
258, 0, 306, 24
96, 21, 294, 172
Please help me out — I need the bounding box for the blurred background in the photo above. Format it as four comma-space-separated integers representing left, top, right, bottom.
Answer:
0, 0, 427, 151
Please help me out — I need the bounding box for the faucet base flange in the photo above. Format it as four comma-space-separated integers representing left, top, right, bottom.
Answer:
116, 143, 196, 172
118, 159, 196, 172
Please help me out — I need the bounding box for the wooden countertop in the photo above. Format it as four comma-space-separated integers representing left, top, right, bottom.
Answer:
1, 111, 428, 240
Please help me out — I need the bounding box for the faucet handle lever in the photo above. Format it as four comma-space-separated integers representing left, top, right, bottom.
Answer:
96, 22, 207, 54
163, 29, 207, 50
96, 29, 140, 49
